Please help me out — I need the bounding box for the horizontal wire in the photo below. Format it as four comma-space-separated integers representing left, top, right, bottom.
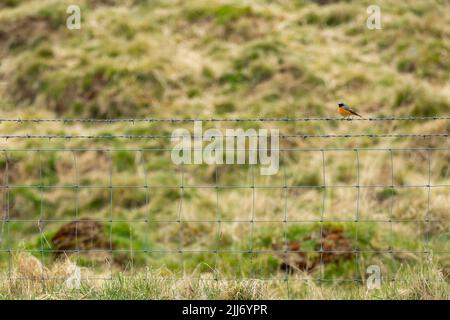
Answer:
5, 219, 449, 223
1, 184, 449, 189
1, 277, 447, 284
0, 249, 444, 254
0, 133, 448, 139
1, 147, 450, 152
0, 116, 449, 123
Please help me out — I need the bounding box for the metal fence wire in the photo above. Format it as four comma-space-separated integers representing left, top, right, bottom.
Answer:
0, 117, 448, 297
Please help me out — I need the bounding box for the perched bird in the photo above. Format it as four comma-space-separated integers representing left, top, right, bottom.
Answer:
338, 102, 362, 118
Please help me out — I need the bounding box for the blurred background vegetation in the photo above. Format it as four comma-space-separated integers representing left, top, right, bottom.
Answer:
0, 0, 448, 298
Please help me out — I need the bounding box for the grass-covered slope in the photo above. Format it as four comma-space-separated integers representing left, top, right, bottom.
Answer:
0, 0, 449, 299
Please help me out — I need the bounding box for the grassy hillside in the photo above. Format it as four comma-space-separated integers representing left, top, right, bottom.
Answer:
0, 0, 449, 299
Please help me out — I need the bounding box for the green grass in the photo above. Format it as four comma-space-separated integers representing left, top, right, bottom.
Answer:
0, 253, 448, 299
0, 0, 449, 299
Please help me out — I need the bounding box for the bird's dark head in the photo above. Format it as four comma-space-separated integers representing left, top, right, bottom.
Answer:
338, 102, 345, 107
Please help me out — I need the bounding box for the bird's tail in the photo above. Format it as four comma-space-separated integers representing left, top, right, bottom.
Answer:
351, 111, 362, 117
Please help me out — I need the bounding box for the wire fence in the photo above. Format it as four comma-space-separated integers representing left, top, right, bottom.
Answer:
0, 116, 449, 123
0, 117, 448, 297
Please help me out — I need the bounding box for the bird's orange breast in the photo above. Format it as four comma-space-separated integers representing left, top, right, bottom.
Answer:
338, 107, 352, 116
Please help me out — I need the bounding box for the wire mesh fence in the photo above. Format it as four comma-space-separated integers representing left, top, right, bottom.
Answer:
0, 117, 448, 297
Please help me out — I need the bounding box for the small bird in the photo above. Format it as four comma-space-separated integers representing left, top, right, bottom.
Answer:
338, 102, 362, 118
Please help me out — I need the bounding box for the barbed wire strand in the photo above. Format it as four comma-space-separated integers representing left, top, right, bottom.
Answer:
0, 133, 448, 139
0, 116, 449, 123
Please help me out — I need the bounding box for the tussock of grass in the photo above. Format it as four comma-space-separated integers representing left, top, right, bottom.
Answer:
0, 252, 448, 299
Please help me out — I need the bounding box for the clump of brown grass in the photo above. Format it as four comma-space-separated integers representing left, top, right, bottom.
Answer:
3, 252, 85, 298
376, 255, 449, 300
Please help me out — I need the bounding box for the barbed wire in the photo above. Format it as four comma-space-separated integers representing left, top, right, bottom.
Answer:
0, 116, 449, 123
0, 133, 448, 139
1, 147, 448, 151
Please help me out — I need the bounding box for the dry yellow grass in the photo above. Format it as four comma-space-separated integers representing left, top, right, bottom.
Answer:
0, 0, 448, 299
0, 252, 448, 299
